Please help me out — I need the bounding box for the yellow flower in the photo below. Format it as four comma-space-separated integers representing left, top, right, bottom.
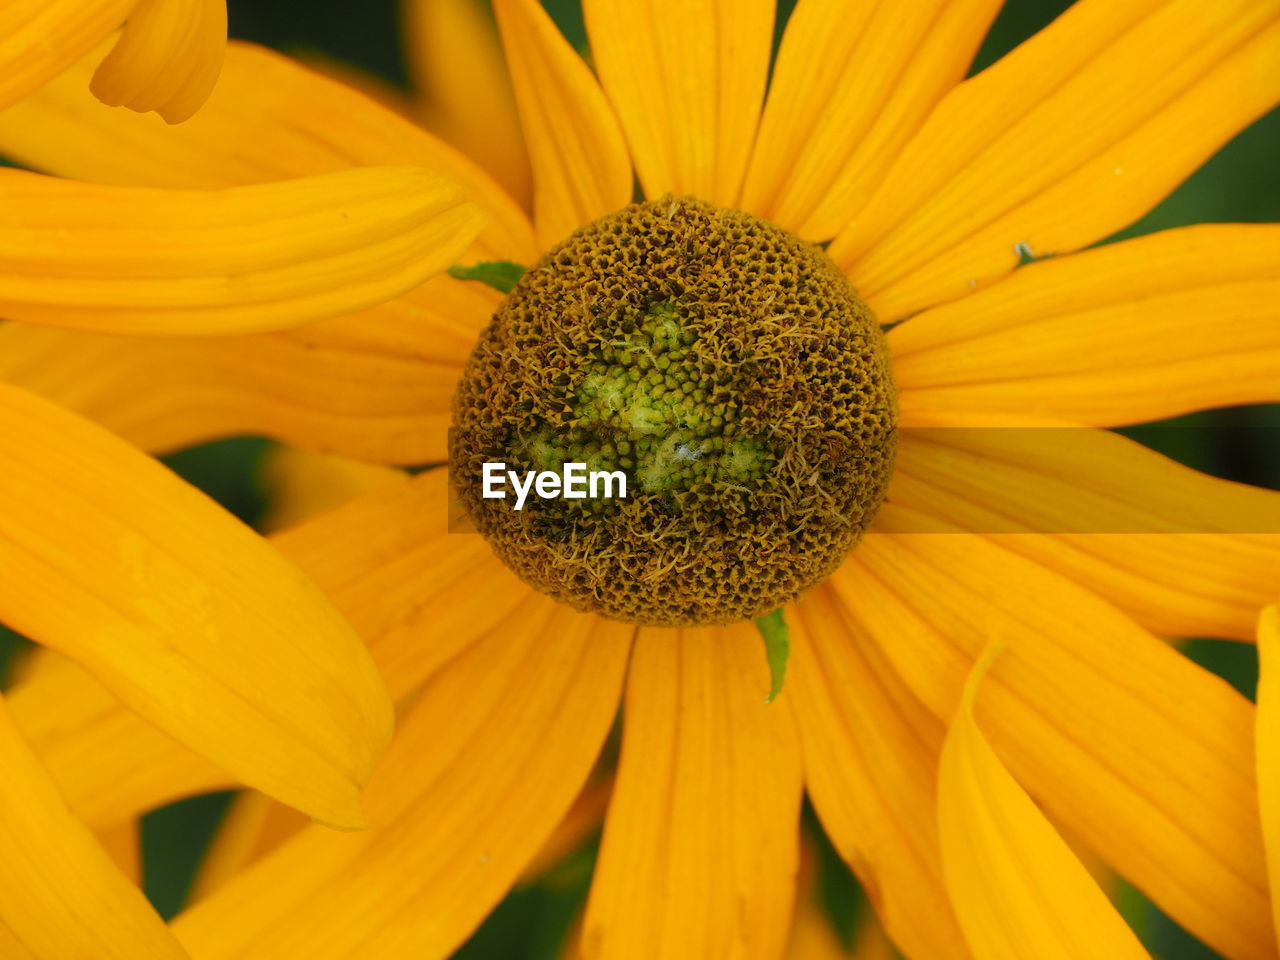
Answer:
0, 0, 228, 123
1, 0, 1279, 958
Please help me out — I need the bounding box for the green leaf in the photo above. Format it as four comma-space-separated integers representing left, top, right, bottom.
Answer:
756, 609, 790, 704
447, 260, 527, 294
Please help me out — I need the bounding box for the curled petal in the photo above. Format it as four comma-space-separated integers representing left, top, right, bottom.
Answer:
838, 521, 1272, 960
90, 0, 226, 123
938, 648, 1152, 959
0, 41, 536, 263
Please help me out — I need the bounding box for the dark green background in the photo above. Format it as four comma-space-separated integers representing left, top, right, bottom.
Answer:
2, 1, 1278, 957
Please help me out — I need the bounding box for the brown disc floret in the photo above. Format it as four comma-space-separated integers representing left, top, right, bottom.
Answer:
450, 195, 897, 626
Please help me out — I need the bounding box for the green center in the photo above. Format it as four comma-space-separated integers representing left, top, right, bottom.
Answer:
520, 302, 772, 498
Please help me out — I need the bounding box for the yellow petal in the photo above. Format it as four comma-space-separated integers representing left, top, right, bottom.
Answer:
0, 692, 189, 960
259, 447, 408, 533
494, 0, 632, 248
172, 601, 633, 959
889, 426, 1280, 640
8, 649, 231, 831
0, 272, 497, 464
784, 838, 895, 960
271, 468, 535, 701
0, 40, 536, 264
90, 0, 225, 123
583, 0, 774, 207
97, 819, 142, 885
403, 0, 532, 208
838, 517, 1273, 960
938, 648, 1152, 960
786, 894, 894, 960
521, 777, 612, 884
892, 224, 1280, 425
0, 0, 131, 111
0, 166, 483, 335
187, 791, 307, 903
10, 468, 518, 836
740, 0, 1000, 239
830, 0, 1280, 321
788, 589, 968, 960
0, 383, 393, 829
1259, 606, 1280, 944
582, 623, 803, 960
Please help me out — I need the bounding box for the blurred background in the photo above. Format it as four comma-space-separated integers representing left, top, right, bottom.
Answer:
1, 1, 1278, 956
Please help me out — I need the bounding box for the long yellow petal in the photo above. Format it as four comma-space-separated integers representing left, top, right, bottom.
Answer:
403, 0, 532, 208
0, 272, 497, 464
0, 384, 393, 829
740, 0, 1000, 240
582, 623, 803, 960
0, 0, 131, 111
0, 41, 536, 263
10, 468, 521, 836
788, 589, 968, 960
830, 0, 1280, 321
889, 426, 1280, 641
0, 692, 189, 960
90, 0, 225, 123
1259, 605, 1280, 945
838, 517, 1273, 960
893, 224, 1280, 425
172, 601, 632, 959
494, 0, 632, 248
938, 649, 1152, 960
8, 650, 231, 831
0, 166, 483, 335
583, 0, 774, 208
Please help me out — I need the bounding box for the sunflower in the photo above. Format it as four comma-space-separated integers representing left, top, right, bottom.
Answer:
1, 0, 1279, 958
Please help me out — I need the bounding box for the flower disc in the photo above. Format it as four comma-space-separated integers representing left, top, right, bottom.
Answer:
451, 196, 897, 626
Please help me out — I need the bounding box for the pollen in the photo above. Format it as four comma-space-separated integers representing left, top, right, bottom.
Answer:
450, 196, 897, 626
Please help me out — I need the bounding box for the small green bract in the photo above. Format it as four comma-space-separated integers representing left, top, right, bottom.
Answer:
757, 609, 790, 704
447, 260, 527, 294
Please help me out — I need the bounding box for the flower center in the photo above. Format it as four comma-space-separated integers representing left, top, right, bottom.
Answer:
450, 196, 897, 626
